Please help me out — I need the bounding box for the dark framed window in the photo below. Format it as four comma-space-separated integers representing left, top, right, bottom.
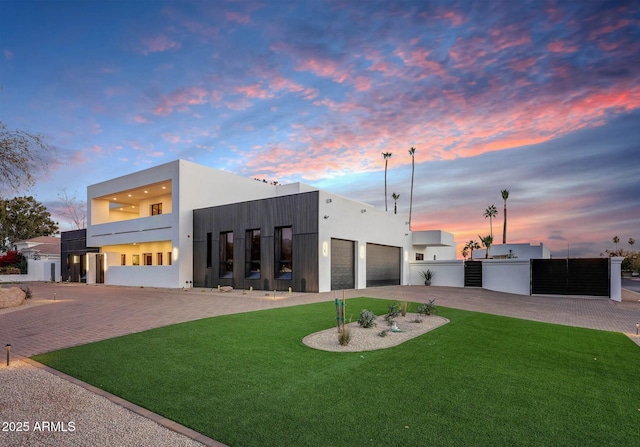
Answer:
206, 232, 212, 268
132, 254, 140, 266
151, 203, 162, 215
167, 252, 172, 265
157, 252, 163, 266
143, 253, 152, 265
275, 226, 292, 280
245, 229, 261, 279
416, 253, 424, 261
220, 231, 234, 278
121, 254, 126, 266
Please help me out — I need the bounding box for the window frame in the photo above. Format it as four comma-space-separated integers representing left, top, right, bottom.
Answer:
219, 231, 234, 278
275, 226, 293, 280
151, 203, 162, 216
245, 229, 261, 279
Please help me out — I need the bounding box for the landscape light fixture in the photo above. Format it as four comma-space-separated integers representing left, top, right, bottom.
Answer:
636, 323, 639, 335
6, 344, 11, 366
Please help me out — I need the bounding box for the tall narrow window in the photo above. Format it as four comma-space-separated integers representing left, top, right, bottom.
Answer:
206, 232, 212, 268
245, 229, 261, 278
132, 254, 140, 266
157, 252, 163, 266
275, 226, 292, 280
121, 254, 126, 266
151, 203, 162, 215
220, 231, 233, 278
143, 253, 152, 265
167, 252, 172, 265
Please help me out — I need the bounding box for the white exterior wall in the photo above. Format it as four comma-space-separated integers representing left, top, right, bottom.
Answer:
0, 259, 61, 283
482, 259, 532, 295
474, 243, 550, 259
610, 257, 623, 302
317, 190, 411, 292
409, 260, 464, 287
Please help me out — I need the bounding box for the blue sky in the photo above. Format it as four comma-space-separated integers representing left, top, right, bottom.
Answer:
1, 0, 638, 258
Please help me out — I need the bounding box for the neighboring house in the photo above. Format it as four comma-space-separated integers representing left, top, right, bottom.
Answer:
473, 242, 551, 260
74, 159, 456, 291
13, 236, 61, 261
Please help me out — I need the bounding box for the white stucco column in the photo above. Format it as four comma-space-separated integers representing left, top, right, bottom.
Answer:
610, 257, 623, 302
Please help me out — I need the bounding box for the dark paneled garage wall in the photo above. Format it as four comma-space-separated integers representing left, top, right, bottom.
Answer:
193, 191, 319, 292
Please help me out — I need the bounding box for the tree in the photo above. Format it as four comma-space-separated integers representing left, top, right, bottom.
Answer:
462, 240, 480, 260
0, 121, 52, 193
613, 236, 620, 251
0, 196, 58, 252
501, 189, 509, 244
479, 234, 493, 259
629, 238, 635, 248
483, 205, 498, 239
382, 152, 392, 211
57, 188, 87, 229
408, 147, 416, 229
392, 192, 400, 214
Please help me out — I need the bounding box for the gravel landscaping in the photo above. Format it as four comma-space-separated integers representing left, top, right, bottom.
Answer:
0, 359, 207, 447
303, 313, 449, 352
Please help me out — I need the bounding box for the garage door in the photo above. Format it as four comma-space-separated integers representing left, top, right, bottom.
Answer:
366, 243, 400, 287
331, 239, 355, 290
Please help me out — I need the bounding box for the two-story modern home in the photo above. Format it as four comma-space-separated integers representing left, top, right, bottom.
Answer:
80, 159, 455, 292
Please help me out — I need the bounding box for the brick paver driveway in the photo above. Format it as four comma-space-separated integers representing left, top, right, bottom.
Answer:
2, 282, 639, 357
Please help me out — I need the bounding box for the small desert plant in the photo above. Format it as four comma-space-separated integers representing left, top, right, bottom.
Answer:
21, 286, 32, 299
398, 301, 410, 316
338, 326, 352, 346
378, 329, 389, 337
419, 269, 434, 284
385, 303, 400, 325
357, 309, 377, 328
416, 299, 438, 316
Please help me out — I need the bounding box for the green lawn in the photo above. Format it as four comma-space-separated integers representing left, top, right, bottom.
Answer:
33, 298, 640, 447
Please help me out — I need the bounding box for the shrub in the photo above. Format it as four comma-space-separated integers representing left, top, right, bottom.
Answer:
357, 309, 377, 328
338, 326, 352, 346
378, 329, 389, 337
385, 303, 400, 325
398, 301, 410, 316
416, 299, 438, 316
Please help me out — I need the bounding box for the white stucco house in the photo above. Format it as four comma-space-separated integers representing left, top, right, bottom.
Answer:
79, 159, 456, 291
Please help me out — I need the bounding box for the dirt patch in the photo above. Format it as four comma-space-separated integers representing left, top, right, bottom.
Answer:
302, 313, 449, 352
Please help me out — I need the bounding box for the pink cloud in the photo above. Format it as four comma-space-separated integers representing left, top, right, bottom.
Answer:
236, 83, 272, 99
138, 34, 181, 55
153, 87, 209, 115
225, 11, 250, 24
547, 40, 579, 53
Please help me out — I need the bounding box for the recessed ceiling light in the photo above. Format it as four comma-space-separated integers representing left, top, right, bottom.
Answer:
128, 194, 132, 197
113, 197, 117, 200
162, 186, 166, 189
131, 205, 135, 208
144, 190, 148, 194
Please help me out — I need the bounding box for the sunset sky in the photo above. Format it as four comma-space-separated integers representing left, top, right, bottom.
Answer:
1, 0, 638, 258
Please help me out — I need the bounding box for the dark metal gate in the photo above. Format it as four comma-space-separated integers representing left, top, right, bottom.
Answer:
531, 258, 609, 296
464, 261, 482, 287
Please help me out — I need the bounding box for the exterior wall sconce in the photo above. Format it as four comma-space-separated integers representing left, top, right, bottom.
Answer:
326, 198, 332, 203
322, 241, 329, 257
324, 215, 329, 219
361, 209, 366, 213
359, 246, 365, 259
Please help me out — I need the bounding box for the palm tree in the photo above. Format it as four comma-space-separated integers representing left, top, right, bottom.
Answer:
501, 189, 509, 244
392, 192, 400, 214
463, 240, 480, 259
408, 147, 416, 229
483, 205, 498, 239
629, 238, 635, 248
479, 234, 493, 259
382, 152, 392, 211
613, 236, 620, 251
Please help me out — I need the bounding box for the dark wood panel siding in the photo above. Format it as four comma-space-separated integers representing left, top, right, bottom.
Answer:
193, 191, 319, 292
60, 229, 99, 282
